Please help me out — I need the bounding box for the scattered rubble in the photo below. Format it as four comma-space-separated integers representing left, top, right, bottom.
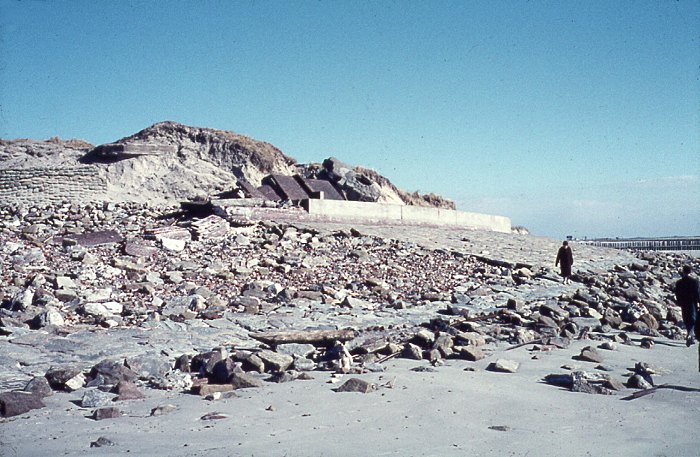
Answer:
1, 200, 698, 419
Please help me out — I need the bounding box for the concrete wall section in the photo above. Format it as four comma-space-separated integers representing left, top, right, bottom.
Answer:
0, 167, 106, 206
303, 199, 403, 222
451, 210, 511, 233
303, 199, 511, 232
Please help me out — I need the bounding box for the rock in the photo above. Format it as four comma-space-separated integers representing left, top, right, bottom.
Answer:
81, 389, 116, 408
230, 372, 265, 389
90, 437, 116, 448
577, 346, 604, 363
455, 331, 486, 347
23, 377, 53, 398
276, 343, 316, 358
401, 343, 423, 360
149, 371, 193, 391
432, 334, 454, 357
267, 371, 299, 383
93, 407, 121, 420
112, 381, 145, 400
82, 301, 123, 318
55, 275, 77, 289
195, 383, 235, 396
150, 404, 177, 416
160, 237, 186, 252
598, 342, 617, 351
627, 374, 653, 390
457, 346, 486, 361
211, 358, 238, 384
89, 360, 138, 386
292, 357, 316, 371
45, 366, 85, 391
0, 391, 45, 417
32, 306, 65, 327
200, 411, 228, 420
487, 359, 519, 373
125, 354, 172, 380
489, 425, 512, 432
602, 377, 626, 391
257, 350, 294, 372
334, 378, 377, 393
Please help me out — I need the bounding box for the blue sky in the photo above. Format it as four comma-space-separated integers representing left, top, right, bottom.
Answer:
1, 0, 698, 238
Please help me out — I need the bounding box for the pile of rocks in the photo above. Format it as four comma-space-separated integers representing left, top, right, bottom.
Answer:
0, 201, 697, 418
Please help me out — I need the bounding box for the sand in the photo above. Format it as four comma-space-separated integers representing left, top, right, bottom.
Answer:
2, 336, 698, 457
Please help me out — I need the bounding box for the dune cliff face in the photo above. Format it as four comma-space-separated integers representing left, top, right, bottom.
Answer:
0, 121, 454, 208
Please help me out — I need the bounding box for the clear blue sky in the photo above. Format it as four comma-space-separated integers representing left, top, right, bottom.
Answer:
1, 0, 698, 238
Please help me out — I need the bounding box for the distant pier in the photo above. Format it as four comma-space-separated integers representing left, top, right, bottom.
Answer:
579, 236, 700, 252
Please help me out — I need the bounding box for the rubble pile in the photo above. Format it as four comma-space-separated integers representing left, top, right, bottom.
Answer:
0, 201, 698, 418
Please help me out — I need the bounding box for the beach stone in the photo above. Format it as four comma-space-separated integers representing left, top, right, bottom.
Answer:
149, 371, 193, 391
603, 308, 622, 327
570, 372, 602, 394
0, 391, 45, 417
32, 306, 65, 327
196, 383, 235, 396
55, 276, 77, 289
83, 301, 123, 317
544, 336, 570, 348
292, 357, 316, 371
456, 331, 486, 347
150, 404, 177, 416
211, 358, 238, 384
577, 346, 604, 363
401, 343, 423, 360
414, 329, 436, 346
640, 338, 655, 349
45, 366, 85, 391
125, 354, 172, 380
93, 407, 121, 420
160, 237, 186, 252
267, 371, 299, 383
458, 346, 486, 361
276, 343, 316, 358
602, 377, 626, 391
487, 359, 519, 373
23, 377, 53, 398
230, 372, 265, 389
112, 381, 145, 400
257, 350, 293, 372
89, 360, 138, 386
54, 288, 79, 302
335, 378, 377, 393
627, 374, 653, 390
538, 315, 559, 329
10, 288, 34, 311
598, 342, 617, 351
200, 411, 228, 420
241, 353, 265, 373
433, 334, 454, 357
90, 437, 116, 448
81, 389, 115, 408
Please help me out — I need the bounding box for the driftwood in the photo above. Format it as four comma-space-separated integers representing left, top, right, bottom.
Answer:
621, 384, 700, 401
249, 329, 357, 346
505, 338, 544, 351
376, 351, 401, 364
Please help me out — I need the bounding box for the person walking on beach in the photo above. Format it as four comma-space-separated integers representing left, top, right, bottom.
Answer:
555, 241, 574, 284
674, 265, 700, 347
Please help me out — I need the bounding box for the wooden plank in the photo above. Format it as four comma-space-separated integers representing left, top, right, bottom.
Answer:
249, 329, 357, 346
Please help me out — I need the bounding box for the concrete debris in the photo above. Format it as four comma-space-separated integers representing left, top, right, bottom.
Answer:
0, 200, 697, 423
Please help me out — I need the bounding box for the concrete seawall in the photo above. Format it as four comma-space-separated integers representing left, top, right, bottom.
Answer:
302, 199, 511, 233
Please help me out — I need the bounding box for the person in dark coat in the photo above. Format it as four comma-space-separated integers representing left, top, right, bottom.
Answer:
555, 241, 574, 284
675, 265, 700, 346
